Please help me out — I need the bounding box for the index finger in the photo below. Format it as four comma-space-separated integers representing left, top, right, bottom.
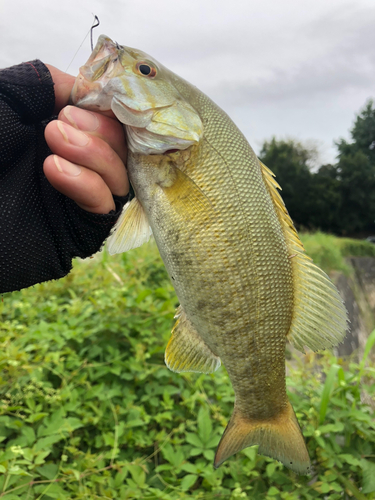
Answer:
58, 106, 127, 164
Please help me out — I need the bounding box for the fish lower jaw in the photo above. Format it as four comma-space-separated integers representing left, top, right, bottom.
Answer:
126, 125, 198, 155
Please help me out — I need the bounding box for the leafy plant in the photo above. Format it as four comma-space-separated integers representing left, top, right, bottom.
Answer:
0, 242, 374, 499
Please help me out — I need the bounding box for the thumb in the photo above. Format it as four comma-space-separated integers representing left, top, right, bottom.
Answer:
45, 64, 75, 113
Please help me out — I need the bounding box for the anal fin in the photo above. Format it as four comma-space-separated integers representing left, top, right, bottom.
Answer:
107, 197, 152, 255
165, 306, 221, 374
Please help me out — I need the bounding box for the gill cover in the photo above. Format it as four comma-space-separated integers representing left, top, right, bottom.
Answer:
71, 35, 203, 154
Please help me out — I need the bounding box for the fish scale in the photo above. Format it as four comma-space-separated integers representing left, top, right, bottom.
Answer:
71, 34, 348, 474
130, 92, 293, 434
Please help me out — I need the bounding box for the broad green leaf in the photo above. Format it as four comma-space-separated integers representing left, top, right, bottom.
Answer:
242, 447, 258, 461
319, 364, 345, 423
189, 447, 204, 457
359, 329, 375, 376
161, 443, 184, 467
268, 486, 280, 496
181, 462, 198, 474
34, 450, 51, 465
114, 467, 129, 487
8, 465, 31, 476
186, 432, 204, 448
180, 474, 198, 491
127, 464, 146, 489
320, 482, 331, 493
266, 462, 278, 478
34, 483, 68, 499
206, 434, 220, 448
338, 454, 362, 467
319, 422, 344, 433
34, 434, 65, 451
36, 463, 59, 479
203, 449, 214, 461
26, 412, 48, 423
362, 459, 375, 493
155, 464, 173, 472
198, 407, 212, 444
21, 426, 36, 446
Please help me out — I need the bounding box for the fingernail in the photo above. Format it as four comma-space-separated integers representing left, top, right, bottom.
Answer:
54, 155, 81, 176
64, 105, 99, 132
57, 121, 90, 147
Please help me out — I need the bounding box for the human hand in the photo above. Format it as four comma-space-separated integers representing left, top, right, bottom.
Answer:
44, 65, 128, 214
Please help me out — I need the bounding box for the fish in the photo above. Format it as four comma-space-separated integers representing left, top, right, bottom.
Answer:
71, 35, 348, 475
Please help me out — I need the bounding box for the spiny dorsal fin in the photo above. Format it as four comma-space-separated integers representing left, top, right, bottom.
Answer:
260, 161, 348, 353
165, 306, 221, 374
107, 197, 152, 255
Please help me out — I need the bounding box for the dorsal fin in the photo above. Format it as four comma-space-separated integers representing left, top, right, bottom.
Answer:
260, 161, 348, 353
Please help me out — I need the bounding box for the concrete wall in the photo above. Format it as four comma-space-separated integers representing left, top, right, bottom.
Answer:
334, 257, 375, 359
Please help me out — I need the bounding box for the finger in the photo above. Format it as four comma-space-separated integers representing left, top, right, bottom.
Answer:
44, 120, 129, 197
45, 65, 75, 113
43, 155, 116, 214
58, 106, 127, 163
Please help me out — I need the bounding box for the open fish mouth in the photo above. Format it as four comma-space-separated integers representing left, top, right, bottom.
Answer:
70, 36, 127, 111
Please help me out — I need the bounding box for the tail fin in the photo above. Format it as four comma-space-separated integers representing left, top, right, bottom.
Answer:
214, 400, 311, 475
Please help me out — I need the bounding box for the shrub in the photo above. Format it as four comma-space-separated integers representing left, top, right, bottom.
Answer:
300, 232, 351, 274
0, 242, 374, 499
300, 232, 375, 274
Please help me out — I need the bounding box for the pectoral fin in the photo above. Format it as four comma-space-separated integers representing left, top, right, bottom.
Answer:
159, 163, 215, 223
107, 197, 152, 254
165, 306, 221, 374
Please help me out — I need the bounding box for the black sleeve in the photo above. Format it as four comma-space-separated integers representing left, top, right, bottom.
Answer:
0, 60, 128, 293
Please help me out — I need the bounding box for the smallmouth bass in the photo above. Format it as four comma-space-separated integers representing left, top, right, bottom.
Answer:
71, 35, 347, 474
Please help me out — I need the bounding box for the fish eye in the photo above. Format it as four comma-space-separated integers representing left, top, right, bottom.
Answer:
136, 62, 157, 78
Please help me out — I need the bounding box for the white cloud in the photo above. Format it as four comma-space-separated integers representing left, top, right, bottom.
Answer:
1, 0, 374, 163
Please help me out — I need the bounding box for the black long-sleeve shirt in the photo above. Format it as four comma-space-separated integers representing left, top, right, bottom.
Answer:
0, 60, 127, 293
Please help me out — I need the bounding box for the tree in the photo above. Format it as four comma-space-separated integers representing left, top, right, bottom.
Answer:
259, 100, 375, 236
335, 100, 375, 235
308, 164, 343, 234
259, 138, 314, 229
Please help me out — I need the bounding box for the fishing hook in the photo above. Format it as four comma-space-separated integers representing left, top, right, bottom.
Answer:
90, 15, 100, 51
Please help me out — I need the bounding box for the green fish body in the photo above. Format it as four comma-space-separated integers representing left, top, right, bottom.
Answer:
71, 35, 347, 474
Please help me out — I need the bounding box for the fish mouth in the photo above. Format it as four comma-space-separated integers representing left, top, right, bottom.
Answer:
70, 35, 203, 155
71, 34, 168, 117
85, 35, 119, 67
79, 35, 121, 83
71, 35, 125, 110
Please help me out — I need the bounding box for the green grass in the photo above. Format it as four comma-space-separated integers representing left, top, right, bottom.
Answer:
0, 240, 374, 499
300, 232, 375, 274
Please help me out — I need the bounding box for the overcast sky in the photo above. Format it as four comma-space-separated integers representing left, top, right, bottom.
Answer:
1, 0, 375, 164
